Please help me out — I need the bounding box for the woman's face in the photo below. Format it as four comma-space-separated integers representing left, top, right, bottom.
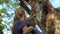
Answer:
16, 9, 26, 19
23, 14, 26, 20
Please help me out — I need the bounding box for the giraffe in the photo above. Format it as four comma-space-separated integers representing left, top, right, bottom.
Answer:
39, 0, 60, 34
28, 0, 60, 34
20, 0, 60, 34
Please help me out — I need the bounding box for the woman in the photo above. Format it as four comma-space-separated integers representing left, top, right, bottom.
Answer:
12, 8, 34, 34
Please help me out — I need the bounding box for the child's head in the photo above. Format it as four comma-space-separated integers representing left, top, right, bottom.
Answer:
26, 17, 36, 27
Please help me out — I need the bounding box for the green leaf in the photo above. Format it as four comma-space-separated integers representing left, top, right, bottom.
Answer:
5, 0, 10, 4
0, 8, 7, 13
0, 31, 3, 34
0, 21, 1, 24
36, 12, 42, 17
0, 0, 4, 4
57, 7, 60, 10
0, 24, 4, 31
12, 2, 19, 8
36, 12, 42, 21
0, 13, 1, 16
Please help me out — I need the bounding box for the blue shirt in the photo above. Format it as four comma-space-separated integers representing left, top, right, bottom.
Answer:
14, 20, 27, 34
13, 20, 42, 34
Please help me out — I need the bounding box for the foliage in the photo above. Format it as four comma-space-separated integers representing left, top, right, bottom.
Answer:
0, 0, 4, 4
0, 11, 5, 34
57, 7, 60, 10
0, 0, 10, 4
0, 0, 19, 34
36, 11, 42, 21
0, 8, 7, 13
0, 23, 5, 34
0, 31, 3, 34
0, 24, 4, 30
4, 0, 10, 4
12, 2, 19, 8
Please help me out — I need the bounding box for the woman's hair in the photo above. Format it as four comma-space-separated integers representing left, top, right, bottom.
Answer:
12, 8, 25, 34
14, 8, 25, 23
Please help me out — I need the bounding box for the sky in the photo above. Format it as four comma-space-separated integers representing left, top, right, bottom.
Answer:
50, 0, 60, 8
0, 0, 60, 9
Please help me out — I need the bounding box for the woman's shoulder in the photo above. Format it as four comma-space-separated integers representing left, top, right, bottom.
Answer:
16, 20, 27, 25
15, 20, 23, 22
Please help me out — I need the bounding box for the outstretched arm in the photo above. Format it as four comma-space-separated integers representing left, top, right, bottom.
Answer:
22, 26, 34, 34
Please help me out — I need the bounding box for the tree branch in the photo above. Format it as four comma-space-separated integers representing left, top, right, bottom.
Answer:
19, 0, 31, 14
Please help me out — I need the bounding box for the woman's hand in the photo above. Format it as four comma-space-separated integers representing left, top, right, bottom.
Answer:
23, 33, 32, 34
22, 26, 34, 34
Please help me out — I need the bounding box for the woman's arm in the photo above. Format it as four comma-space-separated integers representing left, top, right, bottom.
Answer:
22, 26, 34, 34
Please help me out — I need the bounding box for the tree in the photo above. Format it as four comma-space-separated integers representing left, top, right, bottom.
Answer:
0, 8, 6, 34
0, 0, 19, 34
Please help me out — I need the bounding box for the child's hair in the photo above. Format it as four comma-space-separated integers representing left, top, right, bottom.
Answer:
26, 17, 36, 27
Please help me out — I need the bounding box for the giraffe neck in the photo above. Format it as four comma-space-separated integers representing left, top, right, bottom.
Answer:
42, 0, 54, 15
